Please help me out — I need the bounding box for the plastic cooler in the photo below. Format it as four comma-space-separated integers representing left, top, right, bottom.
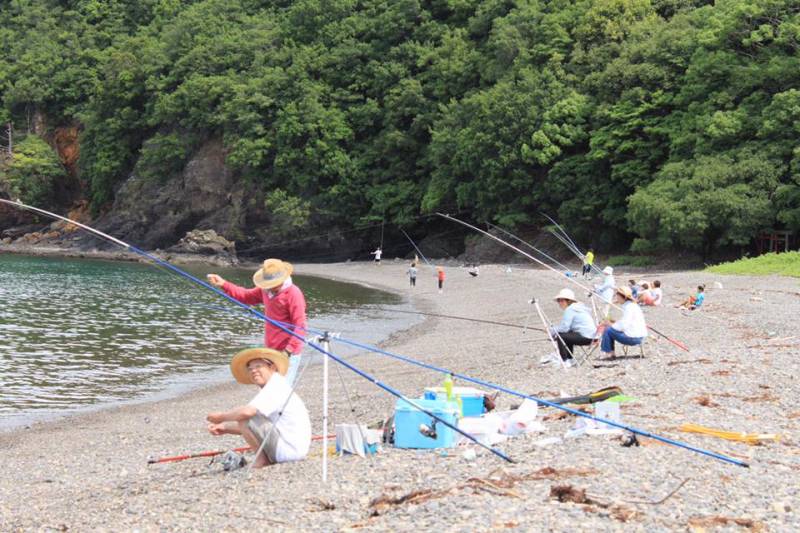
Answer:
394, 397, 459, 449
424, 386, 486, 417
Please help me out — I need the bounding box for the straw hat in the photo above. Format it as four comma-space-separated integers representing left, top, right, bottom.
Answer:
252, 259, 293, 289
615, 286, 634, 301
553, 288, 577, 302
230, 347, 289, 384
602, 266, 614, 275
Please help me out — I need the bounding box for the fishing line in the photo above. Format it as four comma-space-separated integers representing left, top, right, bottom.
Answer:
400, 228, 432, 269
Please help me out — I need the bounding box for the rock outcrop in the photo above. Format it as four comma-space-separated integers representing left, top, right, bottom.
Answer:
167, 229, 238, 264
91, 138, 247, 251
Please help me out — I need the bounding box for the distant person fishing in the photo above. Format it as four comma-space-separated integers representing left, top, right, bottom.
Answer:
207, 259, 307, 384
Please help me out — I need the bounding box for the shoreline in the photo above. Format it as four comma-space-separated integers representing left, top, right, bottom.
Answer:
3, 261, 799, 531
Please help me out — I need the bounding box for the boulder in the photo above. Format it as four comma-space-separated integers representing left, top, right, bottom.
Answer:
168, 229, 237, 262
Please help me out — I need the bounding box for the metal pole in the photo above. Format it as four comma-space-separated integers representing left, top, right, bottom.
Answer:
531, 297, 567, 369
320, 332, 331, 483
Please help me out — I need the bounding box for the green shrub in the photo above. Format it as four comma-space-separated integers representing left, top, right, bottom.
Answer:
0, 134, 65, 205
706, 252, 800, 278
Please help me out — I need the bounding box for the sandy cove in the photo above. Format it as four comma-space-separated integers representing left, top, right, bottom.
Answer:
2, 260, 799, 531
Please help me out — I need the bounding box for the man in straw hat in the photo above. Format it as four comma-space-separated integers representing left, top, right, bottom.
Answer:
207, 348, 311, 467
208, 259, 307, 384
541, 288, 597, 368
599, 286, 648, 358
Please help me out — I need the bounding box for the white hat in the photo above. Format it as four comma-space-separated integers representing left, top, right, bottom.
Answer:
553, 288, 577, 302
602, 266, 613, 275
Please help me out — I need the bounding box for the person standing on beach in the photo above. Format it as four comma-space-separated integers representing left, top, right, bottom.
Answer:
582, 249, 595, 278
207, 348, 311, 468
371, 247, 382, 265
436, 266, 445, 294
593, 266, 615, 318
207, 259, 307, 385
407, 262, 417, 287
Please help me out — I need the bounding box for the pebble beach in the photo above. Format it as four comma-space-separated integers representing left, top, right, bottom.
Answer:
2, 260, 799, 531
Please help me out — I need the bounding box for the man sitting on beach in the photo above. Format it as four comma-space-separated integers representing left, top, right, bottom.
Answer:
206, 348, 311, 468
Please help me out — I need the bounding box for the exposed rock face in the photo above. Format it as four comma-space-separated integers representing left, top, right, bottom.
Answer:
92, 138, 247, 250
167, 229, 237, 263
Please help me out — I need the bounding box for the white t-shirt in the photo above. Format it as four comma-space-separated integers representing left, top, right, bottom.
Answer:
651, 287, 663, 306
612, 301, 648, 338
372, 249, 382, 260
248, 373, 311, 462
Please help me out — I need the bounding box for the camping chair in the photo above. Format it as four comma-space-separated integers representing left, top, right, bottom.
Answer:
574, 324, 605, 366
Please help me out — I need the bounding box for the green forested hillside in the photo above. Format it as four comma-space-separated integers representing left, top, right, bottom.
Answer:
1, 0, 799, 255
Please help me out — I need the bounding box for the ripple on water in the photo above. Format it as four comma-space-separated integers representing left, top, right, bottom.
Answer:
0, 254, 419, 428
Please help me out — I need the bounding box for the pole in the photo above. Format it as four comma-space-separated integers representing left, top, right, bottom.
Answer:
320, 332, 331, 483
531, 297, 567, 369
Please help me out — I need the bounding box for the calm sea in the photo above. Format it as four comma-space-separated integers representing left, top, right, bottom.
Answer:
0, 253, 419, 429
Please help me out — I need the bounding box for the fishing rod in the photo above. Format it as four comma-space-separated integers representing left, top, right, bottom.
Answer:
400, 228, 432, 269
321, 322, 748, 468
540, 212, 603, 276
371, 306, 546, 332
485, 221, 572, 272
3, 200, 740, 466
437, 213, 690, 353
540, 212, 581, 255
149, 434, 336, 465
0, 199, 513, 464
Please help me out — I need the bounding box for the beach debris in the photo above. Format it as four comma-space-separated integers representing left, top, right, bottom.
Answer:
693, 395, 720, 408
550, 484, 592, 504
620, 432, 640, 447
687, 516, 766, 532
713, 281, 723, 289
218, 450, 247, 471
462, 448, 477, 462
308, 498, 336, 511
679, 423, 780, 445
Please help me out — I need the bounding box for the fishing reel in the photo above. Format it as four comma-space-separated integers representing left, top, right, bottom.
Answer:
419, 421, 438, 440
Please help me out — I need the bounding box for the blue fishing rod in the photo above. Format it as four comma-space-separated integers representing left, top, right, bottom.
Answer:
0, 198, 512, 463
3, 199, 742, 467
216, 310, 748, 468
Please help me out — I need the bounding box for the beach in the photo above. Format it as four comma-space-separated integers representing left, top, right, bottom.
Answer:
2, 260, 798, 531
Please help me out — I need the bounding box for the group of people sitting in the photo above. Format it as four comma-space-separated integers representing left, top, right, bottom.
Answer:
542, 283, 648, 367
628, 279, 663, 306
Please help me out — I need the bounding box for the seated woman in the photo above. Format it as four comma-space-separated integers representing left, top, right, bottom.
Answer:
206, 348, 311, 468
600, 287, 648, 358
640, 280, 663, 306
544, 288, 597, 367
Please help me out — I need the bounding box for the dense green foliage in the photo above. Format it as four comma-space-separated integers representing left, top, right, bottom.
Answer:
1, 0, 799, 253
0, 134, 65, 205
706, 251, 800, 277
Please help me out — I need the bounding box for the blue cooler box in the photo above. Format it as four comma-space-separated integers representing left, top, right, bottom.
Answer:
394, 397, 459, 449
424, 386, 486, 417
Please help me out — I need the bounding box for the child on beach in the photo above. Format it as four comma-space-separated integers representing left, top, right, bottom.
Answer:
371, 247, 382, 265
678, 285, 705, 310
639, 280, 663, 306
407, 263, 417, 287
436, 266, 445, 293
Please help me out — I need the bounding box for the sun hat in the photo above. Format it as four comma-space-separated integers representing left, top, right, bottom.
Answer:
230, 347, 289, 384
553, 288, 577, 302
615, 286, 634, 301
602, 266, 614, 275
252, 259, 293, 289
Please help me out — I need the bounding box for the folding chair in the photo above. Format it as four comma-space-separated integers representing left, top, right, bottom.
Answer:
574, 324, 605, 366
